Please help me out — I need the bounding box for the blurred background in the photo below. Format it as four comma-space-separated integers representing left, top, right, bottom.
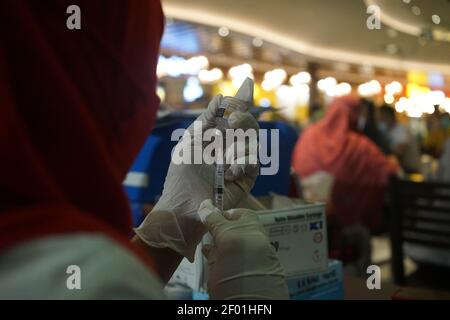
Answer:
126, 0, 450, 297
157, 0, 450, 125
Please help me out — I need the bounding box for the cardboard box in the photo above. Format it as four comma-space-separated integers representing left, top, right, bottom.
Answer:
168, 202, 328, 292
288, 260, 343, 300
258, 203, 328, 277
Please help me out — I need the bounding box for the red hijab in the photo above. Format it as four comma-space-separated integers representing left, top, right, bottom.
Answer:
293, 96, 399, 229
0, 0, 164, 264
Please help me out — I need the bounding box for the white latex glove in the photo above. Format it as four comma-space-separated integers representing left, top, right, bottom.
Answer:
135, 80, 259, 261
199, 200, 289, 300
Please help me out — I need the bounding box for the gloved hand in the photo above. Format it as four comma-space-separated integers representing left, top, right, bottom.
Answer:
199, 200, 289, 300
135, 87, 259, 262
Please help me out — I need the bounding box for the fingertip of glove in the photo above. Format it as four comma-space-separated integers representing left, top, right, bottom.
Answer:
199, 199, 217, 212
228, 111, 259, 130
198, 199, 215, 223
224, 209, 242, 221
199, 201, 227, 231
211, 94, 223, 107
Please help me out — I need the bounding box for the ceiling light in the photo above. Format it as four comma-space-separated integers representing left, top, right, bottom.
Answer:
290, 72, 311, 86
386, 43, 399, 55
317, 77, 337, 92
157, 55, 186, 78
156, 86, 166, 102
385, 81, 403, 95
218, 26, 230, 37
432, 15, 441, 25
262, 80, 274, 91
358, 80, 381, 97
326, 82, 351, 97
384, 94, 395, 105
264, 68, 287, 82
428, 90, 446, 106
183, 77, 204, 103
198, 68, 223, 84
396, 91, 448, 118
395, 97, 409, 113
359, 64, 375, 77
228, 63, 253, 79
369, 80, 382, 94
387, 29, 398, 38
252, 37, 264, 47
275, 85, 310, 118
262, 68, 287, 90
229, 64, 253, 89
258, 98, 271, 108
411, 6, 421, 16
334, 62, 351, 72
157, 55, 210, 78
440, 98, 450, 114
336, 82, 352, 96
186, 56, 209, 74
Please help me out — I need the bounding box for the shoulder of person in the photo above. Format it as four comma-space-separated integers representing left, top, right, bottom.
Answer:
0, 234, 165, 300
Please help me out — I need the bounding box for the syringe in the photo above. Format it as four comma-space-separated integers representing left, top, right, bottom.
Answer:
213, 99, 231, 211
213, 152, 225, 210
202, 78, 254, 248
213, 78, 254, 211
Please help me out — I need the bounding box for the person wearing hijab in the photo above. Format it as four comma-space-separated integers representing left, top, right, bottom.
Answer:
0, 0, 287, 299
378, 105, 422, 173
360, 99, 390, 154
292, 96, 399, 267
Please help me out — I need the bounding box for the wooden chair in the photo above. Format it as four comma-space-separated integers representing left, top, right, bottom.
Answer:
388, 178, 450, 288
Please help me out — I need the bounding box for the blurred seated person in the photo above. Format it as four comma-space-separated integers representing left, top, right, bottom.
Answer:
378, 105, 422, 173
360, 99, 390, 154
292, 96, 400, 275
443, 113, 450, 137
435, 138, 450, 182
424, 113, 448, 158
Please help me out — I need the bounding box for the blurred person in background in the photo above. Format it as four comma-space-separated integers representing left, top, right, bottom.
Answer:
436, 138, 450, 182
443, 113, 450, 137
360, 99, 390, 154
378, 105, 422, 173
424, 113, 449, 158
292, 96, 400, 275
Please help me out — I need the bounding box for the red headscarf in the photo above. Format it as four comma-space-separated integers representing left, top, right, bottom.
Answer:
0, 0, 163, 265
292, 96, 399, 229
